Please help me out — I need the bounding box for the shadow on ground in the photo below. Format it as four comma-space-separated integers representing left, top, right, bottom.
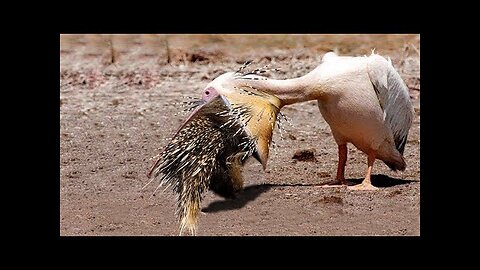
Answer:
202, 174, 416, 213
348, 174, 418, 187
202, 183, 317, 213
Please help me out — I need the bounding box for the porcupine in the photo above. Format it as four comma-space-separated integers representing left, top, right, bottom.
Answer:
148, 95, 274, 235
147, 63, 282, 236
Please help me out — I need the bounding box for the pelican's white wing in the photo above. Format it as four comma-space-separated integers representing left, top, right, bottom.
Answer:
367, 54, 415, 154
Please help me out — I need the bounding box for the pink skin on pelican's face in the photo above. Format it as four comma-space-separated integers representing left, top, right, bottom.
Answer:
177, 86, 222, 132
202, 87, 220, 102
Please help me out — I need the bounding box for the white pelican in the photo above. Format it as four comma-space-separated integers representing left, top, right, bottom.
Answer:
203, 51, 415, 190
148, 50, 415, 234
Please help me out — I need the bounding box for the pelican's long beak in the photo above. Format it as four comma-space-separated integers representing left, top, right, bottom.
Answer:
221, 86, 281, 169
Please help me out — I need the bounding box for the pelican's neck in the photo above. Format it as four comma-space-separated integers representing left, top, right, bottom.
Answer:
236, 72, 324, 107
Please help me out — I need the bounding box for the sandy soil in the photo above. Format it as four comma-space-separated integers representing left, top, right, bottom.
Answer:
60, 34, 420, 236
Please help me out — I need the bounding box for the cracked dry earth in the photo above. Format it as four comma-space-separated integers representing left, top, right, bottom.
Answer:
60, 34, 420, 236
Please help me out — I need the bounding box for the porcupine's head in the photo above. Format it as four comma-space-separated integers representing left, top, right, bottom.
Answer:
147, 64, 282, 236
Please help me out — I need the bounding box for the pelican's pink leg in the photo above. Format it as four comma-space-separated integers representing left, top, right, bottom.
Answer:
349, 152, 379, 191
324, 144, 348, 186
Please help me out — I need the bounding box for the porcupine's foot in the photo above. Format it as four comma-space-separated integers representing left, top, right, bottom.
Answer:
210, 185, 242, 199
210, 182, 242, 199
209, 154, 245, 199
209, 170, 242, 199
210, 187, 239, 199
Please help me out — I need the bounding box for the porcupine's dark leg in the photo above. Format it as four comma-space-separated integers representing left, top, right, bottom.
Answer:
209, 153, 247, 199
209, 164, 236, 198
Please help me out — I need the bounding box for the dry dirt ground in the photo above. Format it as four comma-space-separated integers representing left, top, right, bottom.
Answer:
60, 34, 420, 236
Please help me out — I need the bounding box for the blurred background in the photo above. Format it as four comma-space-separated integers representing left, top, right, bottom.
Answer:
60, 34, 420, 96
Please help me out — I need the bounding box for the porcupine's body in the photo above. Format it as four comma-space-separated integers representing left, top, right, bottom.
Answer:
148, 93, 278, 235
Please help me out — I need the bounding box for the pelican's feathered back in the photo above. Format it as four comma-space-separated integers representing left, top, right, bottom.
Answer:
367, 54, 414, 155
